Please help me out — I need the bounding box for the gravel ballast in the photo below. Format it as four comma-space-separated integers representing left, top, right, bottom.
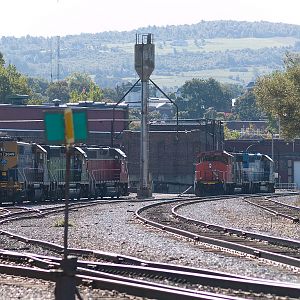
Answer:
1, 194, 300, 299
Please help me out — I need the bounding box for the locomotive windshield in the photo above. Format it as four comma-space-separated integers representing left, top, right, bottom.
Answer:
200, 155, 228, 164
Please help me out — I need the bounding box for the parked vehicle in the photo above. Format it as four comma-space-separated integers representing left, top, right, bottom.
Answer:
0, 137, 129, 203
194, 150, 275, 196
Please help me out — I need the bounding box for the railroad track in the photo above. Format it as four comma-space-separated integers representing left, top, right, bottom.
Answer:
0, 196, 139, 224
1, 192, 299, 299
0, 246, 299, 299
136, 193, 300, 270
244, 196, 300, 222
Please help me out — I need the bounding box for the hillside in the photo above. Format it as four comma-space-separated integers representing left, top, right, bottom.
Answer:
1, 20, 300, 89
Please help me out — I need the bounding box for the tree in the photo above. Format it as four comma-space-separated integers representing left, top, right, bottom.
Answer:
46, 81, 70, 102
66, 72, 104, 103
0, 59, 31, 103
0, 67, 11, 102
6, 64, 30, 96
69, 82, 104, 102
66, 72, 94, 94
254, 54, 300, 139
0, 52, 4, 67
233, 90, 264, 121
176, 78, 233, 118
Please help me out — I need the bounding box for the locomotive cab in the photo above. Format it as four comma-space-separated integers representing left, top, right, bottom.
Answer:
194, 150, 235, 196
234, 152, 275, 193
83, 146, 129, 199
0, 138, 48, 203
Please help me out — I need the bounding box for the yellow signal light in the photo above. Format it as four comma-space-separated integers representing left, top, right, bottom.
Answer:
64, 108, 74, 144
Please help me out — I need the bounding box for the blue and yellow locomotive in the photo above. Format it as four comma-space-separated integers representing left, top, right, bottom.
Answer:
0, 137, 48, 203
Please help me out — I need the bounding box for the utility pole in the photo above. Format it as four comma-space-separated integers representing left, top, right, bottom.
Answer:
135, 33, 155, 198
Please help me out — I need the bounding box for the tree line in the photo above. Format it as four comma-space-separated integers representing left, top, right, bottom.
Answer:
1, 20, 300, 87
2, 48, 300, 141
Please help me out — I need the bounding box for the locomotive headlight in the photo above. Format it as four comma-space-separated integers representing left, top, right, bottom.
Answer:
2, 172, 6, 176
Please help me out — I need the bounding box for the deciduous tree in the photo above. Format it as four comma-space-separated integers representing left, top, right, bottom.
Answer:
254, 53, 300, 139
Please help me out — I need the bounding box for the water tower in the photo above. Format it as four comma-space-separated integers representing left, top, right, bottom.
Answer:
135, 33, 155, 198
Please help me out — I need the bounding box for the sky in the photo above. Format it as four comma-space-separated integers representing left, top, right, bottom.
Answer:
1, 0, 300, 37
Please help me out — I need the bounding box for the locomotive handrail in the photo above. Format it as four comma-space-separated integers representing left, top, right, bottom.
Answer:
17, 169, 26, 183
195, 170, 228, 182
275, 183, 298, 190
22, 168, 47, 184
51, 168, 85, 184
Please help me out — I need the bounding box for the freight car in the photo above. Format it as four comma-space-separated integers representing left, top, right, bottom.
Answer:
0, 137, 129, 204
194, 150, 275, 196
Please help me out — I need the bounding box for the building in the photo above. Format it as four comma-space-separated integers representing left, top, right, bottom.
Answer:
121, 119, 224, 193
0, 101, 129, 145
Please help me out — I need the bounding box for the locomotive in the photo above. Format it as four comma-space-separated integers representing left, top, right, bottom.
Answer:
194, 150, 275, 196
0, 137, 129, 203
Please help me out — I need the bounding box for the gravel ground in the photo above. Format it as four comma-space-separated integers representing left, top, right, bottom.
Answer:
177, 194, 300, 240
1, 193, 300, 299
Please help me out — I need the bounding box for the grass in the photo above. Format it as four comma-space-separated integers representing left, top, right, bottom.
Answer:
105, 37, 299, 55
54, 219, 74, 227
124, 66, 274, 89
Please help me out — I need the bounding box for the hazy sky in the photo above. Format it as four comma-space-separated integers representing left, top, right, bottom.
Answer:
1, 0, 300, 37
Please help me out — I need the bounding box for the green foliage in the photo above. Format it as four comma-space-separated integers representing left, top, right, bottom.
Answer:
176, 78, 233, 118
69, 83, 104, 103
0, 53, 4, 67
233, 90, 264, 120
254, 53, 300, 139
102, 87, 119, 101
0, 66, 11, 102
0, 56, 31, 103
223, 123, 241, 140
46, 81, 70, 102
27, 98, 44, 105
66, 72, 93, 93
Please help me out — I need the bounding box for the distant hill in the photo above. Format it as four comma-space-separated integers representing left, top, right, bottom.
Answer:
1, 20, 300, 89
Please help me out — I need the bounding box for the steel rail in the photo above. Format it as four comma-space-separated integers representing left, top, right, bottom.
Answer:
0, 259, 238, 300
77, 273, 237, 300
136, 197, 300, 269
1, 252, 300, 299
244, 197, 300, 222
172, 199, 300, 249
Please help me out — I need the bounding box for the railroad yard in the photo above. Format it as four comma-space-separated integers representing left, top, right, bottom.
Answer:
0, 192, 300, 299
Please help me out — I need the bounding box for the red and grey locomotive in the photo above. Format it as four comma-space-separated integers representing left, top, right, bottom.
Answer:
194, 150, 275, 196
